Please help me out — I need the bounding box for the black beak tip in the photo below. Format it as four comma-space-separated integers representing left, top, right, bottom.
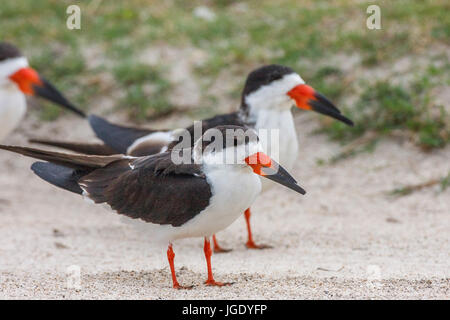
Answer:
32, 79, 86, 118
298, 185, 307, 195
309, 97, 354, 127
342, 117, 354, 127
262, 165, 307, 196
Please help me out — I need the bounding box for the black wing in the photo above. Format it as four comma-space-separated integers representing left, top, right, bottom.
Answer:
31, 162, 87, 194
29, 138, 118, 155
79, 152, 212, 227
0, 145, 125, 195
94, 111, 246, 156
88, 115, 158, 154
0, 145, 123, 169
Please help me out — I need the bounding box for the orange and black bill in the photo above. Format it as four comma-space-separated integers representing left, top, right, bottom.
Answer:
245, 152, 306, 195
9, 67, 85, 118
288, 84, 354, 126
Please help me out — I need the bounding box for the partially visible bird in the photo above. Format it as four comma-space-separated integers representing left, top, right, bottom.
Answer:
0, 42, 85, 141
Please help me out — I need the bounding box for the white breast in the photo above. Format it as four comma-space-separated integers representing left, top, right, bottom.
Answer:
127, 165, 261, 243
253, 109, 298, 191
183, 165, 261, 237
0, 82, 27, 141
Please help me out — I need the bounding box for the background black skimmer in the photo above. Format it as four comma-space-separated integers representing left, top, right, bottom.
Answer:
0, 42, 85, 141
31, 64, 353, 251
0, 125, 305, 288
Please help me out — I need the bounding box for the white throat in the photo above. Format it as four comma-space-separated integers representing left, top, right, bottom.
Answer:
242, 73, 303, 171
0, 57, 28, 81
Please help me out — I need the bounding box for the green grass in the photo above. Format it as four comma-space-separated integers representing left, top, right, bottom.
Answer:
319, 61, 450, 151
0, 0, 449, 150
389, 171, 450, 197
113, 62, 172, 120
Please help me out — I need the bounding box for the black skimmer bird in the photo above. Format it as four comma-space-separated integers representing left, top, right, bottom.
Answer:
0, 42, 85, 141
31, 64, 353, 251
0, 125, 305, 288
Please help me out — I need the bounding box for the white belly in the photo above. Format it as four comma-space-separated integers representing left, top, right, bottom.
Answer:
254, 109, 298, 192
0, 84, 27, 141
125, 165, 262, 243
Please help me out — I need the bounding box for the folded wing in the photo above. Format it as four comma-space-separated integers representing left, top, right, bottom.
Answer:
80, 152, 212, 226
0, 145, 211, 227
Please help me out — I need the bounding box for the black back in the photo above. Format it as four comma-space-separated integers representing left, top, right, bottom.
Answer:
80, 152, 211, 226
168, 112, 245, 150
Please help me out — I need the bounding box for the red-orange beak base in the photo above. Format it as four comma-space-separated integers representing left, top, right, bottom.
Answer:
9, 67, 42, 95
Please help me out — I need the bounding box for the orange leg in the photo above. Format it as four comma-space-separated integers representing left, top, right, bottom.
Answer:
166, 243, 192, 289
212, 234, 232, 253
244, 208, 272, 249
204, 237, 232, 286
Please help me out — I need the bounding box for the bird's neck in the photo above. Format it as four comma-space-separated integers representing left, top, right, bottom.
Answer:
240, 101, 294, 129
239, 102, 298, 169
0, 83, 27, 140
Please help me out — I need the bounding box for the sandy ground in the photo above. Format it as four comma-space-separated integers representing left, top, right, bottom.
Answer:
0, 112, 449, 300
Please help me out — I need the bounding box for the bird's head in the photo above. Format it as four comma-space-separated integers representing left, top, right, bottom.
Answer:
0, 42, 85, 117
192, 125, 306, 195
241, 64, 353, 126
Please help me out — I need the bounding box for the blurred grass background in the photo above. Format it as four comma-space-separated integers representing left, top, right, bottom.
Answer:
1, 0, 449, 153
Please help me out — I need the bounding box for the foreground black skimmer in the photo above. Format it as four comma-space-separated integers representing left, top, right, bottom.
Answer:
0, 42, 85, 141
31, 64, 353, 251
1, 126, 305, 288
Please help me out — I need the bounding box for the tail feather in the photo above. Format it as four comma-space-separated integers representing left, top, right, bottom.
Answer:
31, 162, 86, 194
29, 138, 118, 156
88, 115, 155, 154
0, 145, 125, 169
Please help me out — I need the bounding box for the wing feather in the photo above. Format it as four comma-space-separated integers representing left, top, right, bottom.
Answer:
80, 152, 211, 226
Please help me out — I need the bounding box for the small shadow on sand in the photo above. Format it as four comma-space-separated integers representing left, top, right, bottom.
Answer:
0, 198, 11, 206
85, 268, 249, 293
